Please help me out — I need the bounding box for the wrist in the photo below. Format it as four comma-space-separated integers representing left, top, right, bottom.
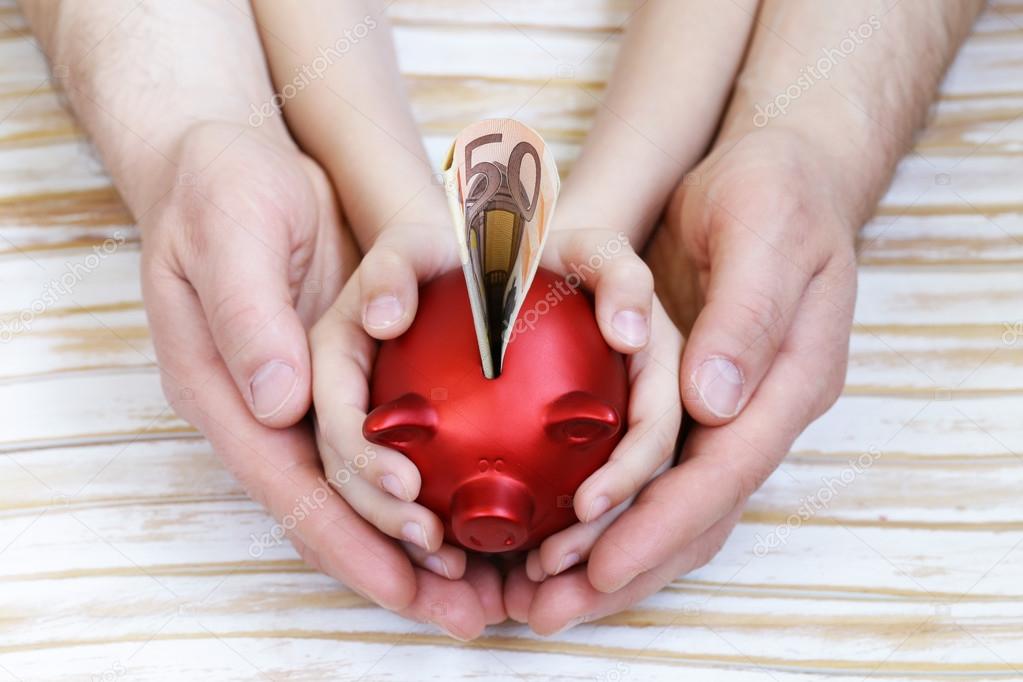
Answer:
556, 153, 673, 249
720, 96, 897, 229
35, 1, 293, 216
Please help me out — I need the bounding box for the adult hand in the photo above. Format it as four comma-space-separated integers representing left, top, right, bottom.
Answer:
19, 0, 504, 637
144, 123, 504, 639
504, 0, 981, 634
506, 128, 856, 633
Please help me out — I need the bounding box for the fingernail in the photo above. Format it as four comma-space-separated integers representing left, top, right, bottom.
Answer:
364, 294, 403, 329
402, 521, 430, 551
586, 495, 611, 522
692, 356, 744, 417
556, 552, 580, 575
552, 615, 587, 636
437, 624, 471, 642
609, 571, 639, 593
424, 554, 451, 579
380, 474, 409, 501
249, 360, 298, 419
611, 309, 648, 347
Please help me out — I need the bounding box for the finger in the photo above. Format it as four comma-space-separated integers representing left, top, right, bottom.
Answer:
463, 555, 508, 625
527, 507, 742, 636
574, 301, 682, 522
679, 202, 820, 424
287, 533, 322, 574
357, 224, 458, 339
397, 569, 487, 641
504, 563, 538, 624
326, 466, 445, 553
544, 229, 654, 353
176, 200, 312, 428
525, 550, 546, 582
142, 260, 417, 610
310, 282, 445, 551
535, 496, 629, 578
402, 541, 467, 581
316, 407, 422, 502
587, 266, 853, 592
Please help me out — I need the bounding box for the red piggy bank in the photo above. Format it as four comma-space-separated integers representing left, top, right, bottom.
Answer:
363, 268, 628, 552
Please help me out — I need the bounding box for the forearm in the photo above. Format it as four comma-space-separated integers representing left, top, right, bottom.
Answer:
19, 0, 291, 214
721, 0, 983, 226
251, 0, 447, 247
556, 0, 757, 245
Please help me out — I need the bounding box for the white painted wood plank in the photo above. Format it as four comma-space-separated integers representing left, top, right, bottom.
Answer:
388, 0, 633, 31
795, 394, 1023, 459
2, 0, 1023, 679
859, 213, 1023, 265
4, 508, 1023, 676
0, 371, 187, 451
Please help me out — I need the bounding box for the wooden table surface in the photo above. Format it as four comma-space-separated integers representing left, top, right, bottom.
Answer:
3, 1, 1023, 680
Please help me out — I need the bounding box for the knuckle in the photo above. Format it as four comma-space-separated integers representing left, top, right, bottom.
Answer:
690, 527, 730, 572
655, 418, 682, 463
539, 542, 562, 570
720, 461, 749, 511
365, 504, 393, 534
723, 289, 788, 354
816, 352, 849, 417
569, 228, 619, 261
364, 244, 407, 276
152, 188, 220, 268
247, 483, 270, 510
718, 451, 771, 508
616, 463, 647, 500
610, 256, 654, 294
316, 439, 342, 480
206, 288, 271, 353
737, 459, 775, 502
703, 154, 817, 243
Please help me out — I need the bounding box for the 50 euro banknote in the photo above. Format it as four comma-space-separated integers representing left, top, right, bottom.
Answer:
441, 119, 560, 378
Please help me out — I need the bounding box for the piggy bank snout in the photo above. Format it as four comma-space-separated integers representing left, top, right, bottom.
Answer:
450, 476, 534, 552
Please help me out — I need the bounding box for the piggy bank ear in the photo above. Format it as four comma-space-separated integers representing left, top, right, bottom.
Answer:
545, 391, 622, 446
363, 393, 437, 448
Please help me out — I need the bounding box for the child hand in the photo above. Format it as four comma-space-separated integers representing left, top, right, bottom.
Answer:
523, 228, 683, 581
309, 224, 681, 582
309, 223, 467, 579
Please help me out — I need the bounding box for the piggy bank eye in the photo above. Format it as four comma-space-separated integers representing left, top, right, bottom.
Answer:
544, 391, 621, 446
363, 393, 437, 448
